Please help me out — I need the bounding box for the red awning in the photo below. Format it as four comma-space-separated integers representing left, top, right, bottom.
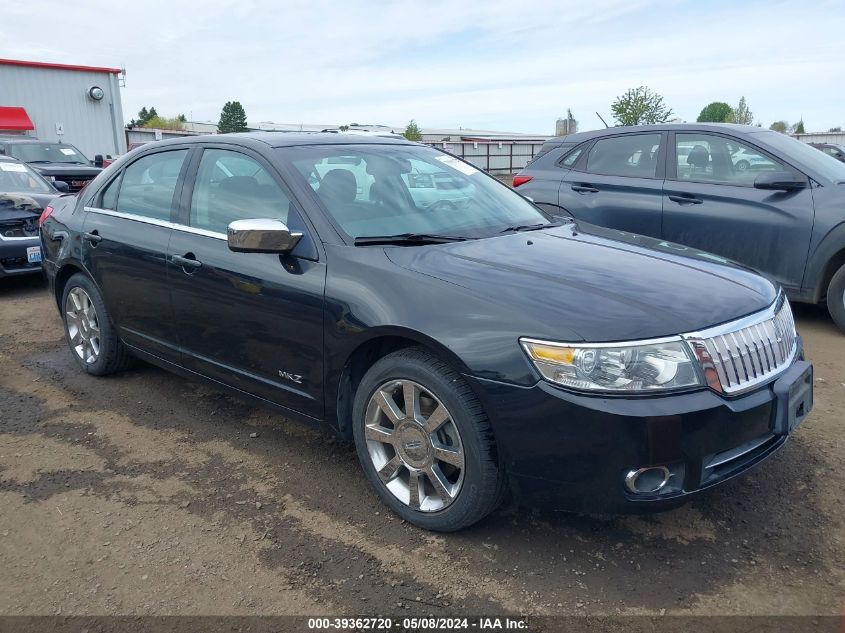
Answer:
0, 107, 35, 131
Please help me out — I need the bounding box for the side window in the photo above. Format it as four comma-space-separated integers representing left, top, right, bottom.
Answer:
675, 134, 783, 185
99, 174, 121, 210
115, 150, 188, 220
190, 149, 292, 234
560, 146, 583, 168
584, 134, 661, 177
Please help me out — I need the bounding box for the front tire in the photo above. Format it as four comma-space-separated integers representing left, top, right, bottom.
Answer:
827, 264, 845, 333
352, 347, 505, 531
61, 273, 133, 375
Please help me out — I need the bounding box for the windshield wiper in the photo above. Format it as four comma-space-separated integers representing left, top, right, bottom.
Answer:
354, 233, 470, 246
498, 221, 561, 234
25, 160, 52, 164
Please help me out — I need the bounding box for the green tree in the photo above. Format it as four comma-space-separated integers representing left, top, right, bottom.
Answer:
769, 121, 789, 133
177, 114, 187, 123
129, 106, 158, 128
610, 86, 673, 126
793, 119, 806, 134
829, 126, 842, 132
143, 115, 186, 130
217, 101, 249, 134
403, 119, 423, 141
696, 102, 733, 123
728, 97, 753, 125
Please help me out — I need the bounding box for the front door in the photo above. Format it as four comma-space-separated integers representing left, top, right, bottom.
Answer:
167, 147, 326, 418
663, 132, 814, 291
82, 148, 190, 363
559, 132, 665, 237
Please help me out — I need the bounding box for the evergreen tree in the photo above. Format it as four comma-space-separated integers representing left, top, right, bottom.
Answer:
218, 101, 249, 134
403, 119, 423, 141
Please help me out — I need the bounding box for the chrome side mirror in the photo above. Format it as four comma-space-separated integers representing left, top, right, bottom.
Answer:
227, 218, 302, 254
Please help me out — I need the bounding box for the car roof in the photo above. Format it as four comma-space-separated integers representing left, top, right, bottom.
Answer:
545, 123, 764, 145
0, 138, 75, 145
145, 132, 417, 150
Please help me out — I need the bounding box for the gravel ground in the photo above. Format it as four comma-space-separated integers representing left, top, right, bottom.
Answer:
0, 274, 843, 617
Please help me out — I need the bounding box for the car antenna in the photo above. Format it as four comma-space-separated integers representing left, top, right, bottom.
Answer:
596, 112, 610, 128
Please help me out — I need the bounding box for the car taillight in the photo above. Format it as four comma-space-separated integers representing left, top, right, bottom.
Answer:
39, 205, 54, 227
512, 175, 533, 187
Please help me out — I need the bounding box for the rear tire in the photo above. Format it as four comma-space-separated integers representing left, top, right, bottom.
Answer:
61, 273, 133, 375
352, 347, 505, 531
827, 264, 845, 333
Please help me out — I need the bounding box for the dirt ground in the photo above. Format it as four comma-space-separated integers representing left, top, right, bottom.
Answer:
1, 274, 843, 617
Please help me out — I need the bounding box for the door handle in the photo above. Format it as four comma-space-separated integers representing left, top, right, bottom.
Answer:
668, 194, 703, 205
82, 230, 102, 244
571, 184, 599, 194
172, 253, 202, 271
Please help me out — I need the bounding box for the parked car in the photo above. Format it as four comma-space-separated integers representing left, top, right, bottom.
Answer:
0, 155, 65, 278
514, 123, 845, 332
40, 134, 812, 531
0, 138, 102, 192
809, 142, 845, 163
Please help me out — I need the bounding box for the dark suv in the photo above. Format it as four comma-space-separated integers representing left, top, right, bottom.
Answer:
0, 138, 102, 192
40, 134, 812, 531
514, 124, 845, 332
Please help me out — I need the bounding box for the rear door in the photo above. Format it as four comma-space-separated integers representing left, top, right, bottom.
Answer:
82, 147, 191, 363
558, 132, 666, 237
167, 146, 327, 418
662, 131, 814, 290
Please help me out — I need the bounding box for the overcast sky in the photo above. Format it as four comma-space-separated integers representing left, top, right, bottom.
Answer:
3, 0, 844, 134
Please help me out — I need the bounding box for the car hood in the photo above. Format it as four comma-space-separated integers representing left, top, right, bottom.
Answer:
27, 163, 101, 176
385, 222, 777, 342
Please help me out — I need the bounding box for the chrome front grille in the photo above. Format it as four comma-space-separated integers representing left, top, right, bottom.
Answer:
685, 296, 797, 395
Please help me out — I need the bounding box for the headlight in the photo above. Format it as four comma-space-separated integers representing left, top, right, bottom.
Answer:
521, 337, 703, 393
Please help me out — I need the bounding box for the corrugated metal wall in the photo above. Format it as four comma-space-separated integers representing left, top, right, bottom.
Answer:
0, 65, 126, 158
794, 132, 845, 145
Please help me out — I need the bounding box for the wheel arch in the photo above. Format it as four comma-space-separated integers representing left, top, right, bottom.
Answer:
53, 260, 92, 310
331, 328, 476, 439
806, 223, 845, 303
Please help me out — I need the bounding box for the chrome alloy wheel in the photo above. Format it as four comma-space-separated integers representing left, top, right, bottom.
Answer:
364, 379, 465, 512
65, 287, 101, 364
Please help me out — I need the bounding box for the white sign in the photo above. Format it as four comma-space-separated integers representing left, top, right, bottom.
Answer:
0, 162, 27, 172
60, 148, 77, 156
154, 130, 163, 141
55, 122, 64, 135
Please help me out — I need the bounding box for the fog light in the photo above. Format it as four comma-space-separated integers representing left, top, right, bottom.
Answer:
624, 463, 685, 496
625, 466, 671, 494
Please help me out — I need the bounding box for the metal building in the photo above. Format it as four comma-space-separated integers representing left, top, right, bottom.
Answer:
0, 58, 126, 158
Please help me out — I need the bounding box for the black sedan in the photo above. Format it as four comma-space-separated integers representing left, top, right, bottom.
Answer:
514, 123, 845, 333
40, 134, 812, 531
0, 155, 64, 278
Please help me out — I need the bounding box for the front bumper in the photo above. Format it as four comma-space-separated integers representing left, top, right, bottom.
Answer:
467, 346, 812, 514
0, 236, 41, 278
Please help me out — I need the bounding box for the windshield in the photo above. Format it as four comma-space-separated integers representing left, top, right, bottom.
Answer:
281, 144, 550, 240
7, 142, 90, 165
0, 160, 54, 193
750, 131, 845, 182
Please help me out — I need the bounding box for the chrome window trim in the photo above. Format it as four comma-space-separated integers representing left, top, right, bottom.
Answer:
84, 206, 227, 241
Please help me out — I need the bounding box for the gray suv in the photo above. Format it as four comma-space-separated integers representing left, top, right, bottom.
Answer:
514, 123, 845, 332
